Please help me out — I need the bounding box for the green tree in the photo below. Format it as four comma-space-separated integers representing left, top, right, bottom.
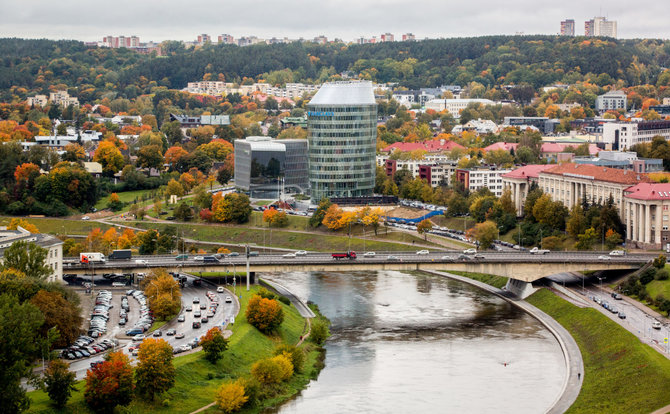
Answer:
201, 327, 229, 364
136, 145, 164, 169
566, 204, 587, 238
274, 344, 305, 373
575, 227, 598, 250
416, 219, 433, 240
310, 319, 330, 345
468, 220, 498, 250
0, 241, 51, 280
605, 229, 623, 250
135, 338, 175, 401
173, 202, 193, 221
0, 294, 45, 413
653, 254, 667, 269
43, 359, 76, 408
137, 229, 159, 255
309, 198, 332, 228
212, 192, 252, 224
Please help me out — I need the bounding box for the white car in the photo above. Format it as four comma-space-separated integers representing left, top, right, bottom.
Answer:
463, 248, 477, 254
216, 286, 224, 293
132, 334, 145, 342
363, 251, 376, 257
441, 255, 453, 260
295, 250, 307, 256
609, 250, 625, 256
653, 321, 662, 329
81, 216, 90, 220
416, 250, 429, 255
135, 259, 148, 265
193, 256, 204, 261
597, 255, 611, 261
283, 253, 296, 258
225, 296, 232, 303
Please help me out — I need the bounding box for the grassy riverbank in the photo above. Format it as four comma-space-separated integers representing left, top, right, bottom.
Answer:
447, 271, 509, 289
27, 285, 326, 413
527, 289, 670, 414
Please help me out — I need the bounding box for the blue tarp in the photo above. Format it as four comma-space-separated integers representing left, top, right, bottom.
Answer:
384, 210, 445, 224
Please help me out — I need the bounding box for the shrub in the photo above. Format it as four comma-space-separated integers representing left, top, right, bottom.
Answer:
215, 381, 248, 413
310, 320, 330, 345
640, 267, 657, 285
278, 296, 291, 306
251, 358, 283, 385
245, 295, 284, 333
272, 354, 294, 381
654, 254, 667, 269
274, 344, 305, 373
200, 327, 229, 364
656, 269, 669, 281
257, 287, 276, 300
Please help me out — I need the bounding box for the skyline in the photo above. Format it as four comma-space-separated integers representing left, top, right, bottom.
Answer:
1, 1, 669, 42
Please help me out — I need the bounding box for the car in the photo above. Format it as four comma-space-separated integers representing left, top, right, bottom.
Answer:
166, 329, 176, 336
653, 320, 662, 330
153, 330, 162, 337
175, 332, 185, 339
363, 251, 376, 257
185, 306, 192, 312
179, 344, 191, 352
112, 282, 126, 287
441, 255, 453, 260
457, 254, 472, 261
82, 216, 90, 220
135, 259, 148, 265
597, 255, 611, 260
227, 252, 240, 257
618, 312, 626, 319
611, 292, 622, 300
295, 250, 307, 256
201, 317, 208, 323
386, 255, 400, 261
217, 286, 224, 293
473, 254, 485, 259
126, 328, 143, 336
206, 311, 214, 318
175, 254, 189, 261
192, 321, 201, 329
225, 296, 232, 303
166, 216, 176, 220
609, 250, 625, 256
193, 297, 200, 303
200, 303, 207, 309
283, 253, 296, 258
194, 311, 201, 318
118, 318, 126, 325
463, 248, 477, 254
416, 250, 429, 255
177, 315, 185, 322
249, 251, 259, 257
193, 256, 204, 261
132, 334, 145, 342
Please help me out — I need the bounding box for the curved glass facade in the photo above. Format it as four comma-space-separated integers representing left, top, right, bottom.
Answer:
308, 103, 377, 201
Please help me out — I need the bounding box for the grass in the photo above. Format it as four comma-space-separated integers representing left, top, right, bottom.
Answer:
27, 285, 324, 413
94, 188, 162, 212
447, 271, 509, 289
131, 221, 440, 252
526, 288, 670, 414
0, 217, 112, 236
429, 215, 475, 231
252, 200, 275, 206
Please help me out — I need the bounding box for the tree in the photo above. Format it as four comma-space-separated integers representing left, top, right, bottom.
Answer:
416, 219, 433, 240
575, 227, 598, 250
322, 204, 344, 230
245, 295, 284, 333
198, 139, 234, 160
468, 220, 498, 250
136, 145, 164, 169
30, 290, 82, 348
62, 143, 86, 162
653, 254, 667, 269
566, 204, 587, 238
0, 294, 45, 413
107, 192, 124, 211
174, 202, 194, 221
250, 355, 292, 385
141, 269, 181, 320
0, 241, 51, 280
309, 198, 332, 227
84, 351, 134, 413
274, 344, 305, 373
164, 146, 189, 167
166, 179, 185, 198
93, 141, 125, 176
43, 359, 76, 408
215, 381, 248, 413
201, 327, 229, 364
137, 229, 159, 255
211, 192, 252, 224
135, 338, 175, 401
216, 155, 234, 185
361, 207, 384, 235
7, 218, 39, 233
605, 229, 623, 250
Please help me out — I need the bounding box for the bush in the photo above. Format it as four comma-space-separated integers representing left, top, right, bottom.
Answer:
656, 269, 669, 281
274, 344, 305, 373
310, 320, 330, 345
245, 295, 284, 333
251, 358, 283, 385
641, 267, 657, 285
654, 255, 667, 269
215, 381, 248, 413
272, 354, 294, 381
278, 296, 290, 306
257, 287, 276, 300
236, 376, 260, 407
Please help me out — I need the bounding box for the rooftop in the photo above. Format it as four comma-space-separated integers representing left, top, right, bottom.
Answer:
502, 164, 555, 180
484, 142, 519, 152
542, 163, 650, 185
308, 81, 376, 106
625, 183, 670, 200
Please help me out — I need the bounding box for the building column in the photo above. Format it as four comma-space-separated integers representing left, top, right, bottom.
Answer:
645, 203, 652, 245
635, 203, 641, 243
625, 201, 631, 242
655, 204, 662, 247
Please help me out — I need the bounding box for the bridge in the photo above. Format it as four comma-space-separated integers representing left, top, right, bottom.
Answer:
64, 251, 652, 283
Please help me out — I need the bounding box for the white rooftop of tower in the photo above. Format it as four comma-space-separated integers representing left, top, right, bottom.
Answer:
308, 81, 376, 106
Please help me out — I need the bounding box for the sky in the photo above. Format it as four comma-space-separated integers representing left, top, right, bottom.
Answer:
1, 0, 668, 42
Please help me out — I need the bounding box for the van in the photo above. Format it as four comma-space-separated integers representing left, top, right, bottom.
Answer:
203, 256, 219, 263
125, 328, 143, 336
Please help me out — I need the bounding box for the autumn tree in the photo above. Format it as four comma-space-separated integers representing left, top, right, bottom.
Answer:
141, 269, 181, 320
166, 179, 185, 198
245, 294, 284, 333
198, 138, 234, 160
575, 227, 597, 250
201, 327, 229, 364
217, 153, 235, 184
211, 192, 252, 223
135, 338, 175, 401
164, 146, 189, 167
43, 359, 76, 408
250, 354, 293, 385
417, 219, 433, 240
30, 290, 82, 348
107, 192, 123, 211
263, 209, 288, 227
605, 229, 623, 249
93, 140, 125, 176
7, 218, 39, 233
85, 228, 105, 253
136, 145, 164, 169
467, 220, 498, 250
274, 344, 305, 373
0, 241, 51, 280
62, 143, 86, 162
322, 204, 344, 230
137, 229, 158, 255
84, 351, 134, 413
14, 162, 41, 188
309, 198, 332, 228
360, 207, 385, 235
215, 380, 248, 413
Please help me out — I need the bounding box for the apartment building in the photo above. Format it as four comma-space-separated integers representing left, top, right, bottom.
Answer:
585, 16, 617, 38
560, 19, 575, 36
603, 120, 670, 150
455, 167, 511, 197
595, 90, 627, 112
26, 95, 48, 107
0, 226, 63, 283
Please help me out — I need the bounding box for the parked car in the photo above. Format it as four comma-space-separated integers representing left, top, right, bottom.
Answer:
132, 334, 145, 342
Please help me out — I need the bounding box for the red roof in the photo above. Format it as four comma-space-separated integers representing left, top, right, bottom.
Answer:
542, 163, 650, 185
502, 164, 554, 180
484, 142, 519, 152
382, 139, 465, 153
625, 183, 670, 200
541, 142, 599, 155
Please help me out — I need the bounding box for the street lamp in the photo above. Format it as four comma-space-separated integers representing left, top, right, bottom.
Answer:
597, 276, 605, 293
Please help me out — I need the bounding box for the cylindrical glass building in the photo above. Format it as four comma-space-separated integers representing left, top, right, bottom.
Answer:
307, 81, 377, 201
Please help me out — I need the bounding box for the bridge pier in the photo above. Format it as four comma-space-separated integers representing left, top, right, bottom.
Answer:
504, 279, 537, 299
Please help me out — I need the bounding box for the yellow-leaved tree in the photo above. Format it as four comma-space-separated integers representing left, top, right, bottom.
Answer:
215, 381, 248, 413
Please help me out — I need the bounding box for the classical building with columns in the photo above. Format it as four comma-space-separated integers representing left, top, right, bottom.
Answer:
502, 165, 555, 216
537, 163, 649, 214
623, 183, 670, 250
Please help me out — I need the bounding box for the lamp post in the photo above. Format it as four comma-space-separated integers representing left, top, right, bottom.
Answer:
597, 276, 605, 293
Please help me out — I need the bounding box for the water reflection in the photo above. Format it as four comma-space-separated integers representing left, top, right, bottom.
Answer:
264, 270, 565, 414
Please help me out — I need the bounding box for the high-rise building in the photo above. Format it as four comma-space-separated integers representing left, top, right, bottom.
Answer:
402, 33, 416, 41
197, 34, 211, 44
560, 19, 575, 36
585, 16, 617, 38
307, 81, 377, 201
218, 34, 235, 44
380, 33, 394, 42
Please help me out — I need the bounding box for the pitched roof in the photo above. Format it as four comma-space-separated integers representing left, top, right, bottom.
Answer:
484, 142, 519, 152
542, 163, 650, 185
624, 183, 670, 200
382, 139, 465, 153
382, 142, 426, 152
502, 164, 554, 180
541, 142, 599, 155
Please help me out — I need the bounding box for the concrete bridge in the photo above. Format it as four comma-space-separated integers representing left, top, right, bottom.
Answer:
64, 251, 651, 283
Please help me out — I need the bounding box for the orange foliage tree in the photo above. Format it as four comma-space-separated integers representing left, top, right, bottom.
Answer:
135, 338, 175, 401
245, 294, 284, 333
84, 351, 134, 412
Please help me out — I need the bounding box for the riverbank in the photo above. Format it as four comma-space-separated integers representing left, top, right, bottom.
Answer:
450, 271, 670, 414
26, 285, 328, 414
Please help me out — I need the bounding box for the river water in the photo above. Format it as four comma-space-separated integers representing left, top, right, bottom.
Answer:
263, 270, 566, 414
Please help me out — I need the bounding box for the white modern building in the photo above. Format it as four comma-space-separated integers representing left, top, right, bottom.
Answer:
425, 98, 495, 118
455, 167, 512, 197
603, 120, 670, 150
595, 90, 627, 112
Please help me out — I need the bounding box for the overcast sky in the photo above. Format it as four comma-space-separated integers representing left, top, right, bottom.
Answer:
1, 0, 668, 42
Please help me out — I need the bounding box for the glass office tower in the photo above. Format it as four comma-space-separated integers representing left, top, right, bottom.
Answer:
307, 81, 377, 201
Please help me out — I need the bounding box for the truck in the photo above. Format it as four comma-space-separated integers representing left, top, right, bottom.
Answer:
332, 251, 357, 260
80, 252, 106, 264
529, 247, 550, 255
109, 249, 132, 260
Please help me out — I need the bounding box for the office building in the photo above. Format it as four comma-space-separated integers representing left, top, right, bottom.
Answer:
307, 81, 377, 201
234, 136, 309, 197
502, 165, 556, 216
603, 120, 670, 150
560, 19, 575, 36
585, 16, 617, 38
595, 90, 627, 113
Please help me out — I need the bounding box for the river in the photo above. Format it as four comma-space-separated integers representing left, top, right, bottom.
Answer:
263, 270, 566, 414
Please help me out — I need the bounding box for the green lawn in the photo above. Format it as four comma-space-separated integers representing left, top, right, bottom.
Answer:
27, 285, 323, 413
447, 271, 509, 289
0, 217, 112, 235
94, 188, 163, 212
429, 215, 475, 231
132, 221, 440, 252
527, 289, 670, 414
